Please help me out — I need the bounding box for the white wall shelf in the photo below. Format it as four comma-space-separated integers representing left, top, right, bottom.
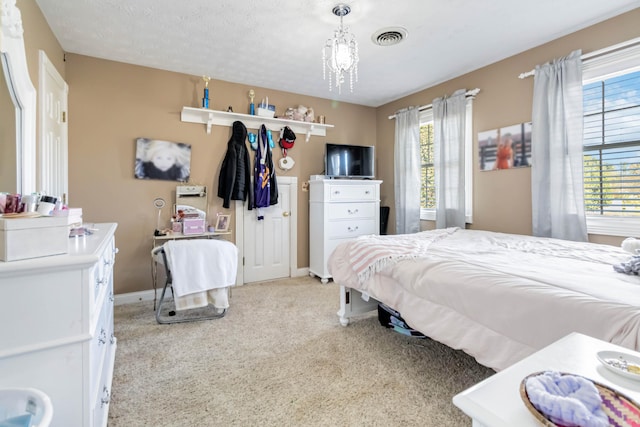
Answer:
181, 107, 334, 142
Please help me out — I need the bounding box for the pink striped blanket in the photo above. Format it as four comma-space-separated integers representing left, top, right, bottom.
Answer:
345, 227, 458, 284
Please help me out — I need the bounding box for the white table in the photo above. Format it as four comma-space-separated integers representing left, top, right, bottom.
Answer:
453, 332, 640, 427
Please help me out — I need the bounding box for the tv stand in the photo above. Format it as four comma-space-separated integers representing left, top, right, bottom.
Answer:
308, 178, 382, 283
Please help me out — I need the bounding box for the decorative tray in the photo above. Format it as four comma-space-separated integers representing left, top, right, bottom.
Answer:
520, 371, 640, 426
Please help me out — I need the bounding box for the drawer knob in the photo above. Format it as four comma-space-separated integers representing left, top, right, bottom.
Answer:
103, 259, 112, 267
333, 190, 340, 195
101, 386, 111, 407
109, 292, 115, 303
347, 226, 359, 232
365, 190, 370, 194
347, 209, 359, 214
110, 334, 116, 345
98, 328, 107, 345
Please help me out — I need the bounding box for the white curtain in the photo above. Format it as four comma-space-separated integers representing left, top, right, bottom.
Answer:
433, 89, 467, 229
394, 107, 421, 234
531, 50, 588, 242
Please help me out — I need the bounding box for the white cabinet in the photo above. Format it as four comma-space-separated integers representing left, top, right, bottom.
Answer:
309, 179, 382, 283
0, 223, 118, 427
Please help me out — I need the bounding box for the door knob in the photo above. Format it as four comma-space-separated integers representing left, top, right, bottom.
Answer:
282, 211, 290, 217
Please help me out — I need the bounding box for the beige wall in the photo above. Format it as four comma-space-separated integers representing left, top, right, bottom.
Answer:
19, 0, 65, 84
65, 55, 376, 294
16, 2, 639, 294
376, 8, 640, 247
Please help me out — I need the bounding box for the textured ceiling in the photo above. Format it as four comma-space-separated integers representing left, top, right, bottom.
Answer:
35, 0, 639, 107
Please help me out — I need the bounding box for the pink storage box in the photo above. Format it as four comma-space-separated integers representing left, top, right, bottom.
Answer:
182, 218, 206, 235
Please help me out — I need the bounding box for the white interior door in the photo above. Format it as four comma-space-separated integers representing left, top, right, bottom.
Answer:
243, 182, 291, 283
38, 50, 68, 203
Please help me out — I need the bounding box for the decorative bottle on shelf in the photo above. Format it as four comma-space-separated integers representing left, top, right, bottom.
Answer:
248, 89, 255, 115
202, 76, 210, 109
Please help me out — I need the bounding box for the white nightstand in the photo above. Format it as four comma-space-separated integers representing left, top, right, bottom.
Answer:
453, 332, 640, 427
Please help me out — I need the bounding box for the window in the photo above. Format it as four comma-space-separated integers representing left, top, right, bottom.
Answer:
419, 118, 435, 211
582, 41, 640, 236
419, 100, 473, 222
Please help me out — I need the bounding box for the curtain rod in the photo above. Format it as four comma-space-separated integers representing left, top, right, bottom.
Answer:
388, 88, 480, 120
518, 36, 640, 79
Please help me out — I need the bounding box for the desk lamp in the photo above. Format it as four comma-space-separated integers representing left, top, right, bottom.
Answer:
153, 198, 166, 236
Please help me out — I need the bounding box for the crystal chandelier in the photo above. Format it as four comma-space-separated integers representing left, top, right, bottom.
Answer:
322, 4, 359, 94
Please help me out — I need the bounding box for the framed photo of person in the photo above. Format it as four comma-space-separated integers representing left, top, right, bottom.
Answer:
134, 138, 192, 182
478, 122, 532, 171
215, 214, 231, 232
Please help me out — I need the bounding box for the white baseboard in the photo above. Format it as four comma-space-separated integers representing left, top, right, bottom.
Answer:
114, 289, 156, 306
294, 267, 309, 277
115, 269, 312, 305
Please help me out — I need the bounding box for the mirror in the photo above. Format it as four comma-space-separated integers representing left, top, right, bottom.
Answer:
0, 0, 37, 195
0, 63, 16, 192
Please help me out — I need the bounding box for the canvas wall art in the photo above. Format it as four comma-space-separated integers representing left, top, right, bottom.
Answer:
135, 138, 192, 182
478, 122, 532, 171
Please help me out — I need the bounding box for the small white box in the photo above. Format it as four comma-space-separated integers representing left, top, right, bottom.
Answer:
0, 216, 68, 261
257, 103, 276, 118
257, 107, 275, 118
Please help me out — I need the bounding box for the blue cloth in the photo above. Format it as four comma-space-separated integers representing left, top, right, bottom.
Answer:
614, 254, 640, 275
0, 413, 32, 427
525, 371, 608, 427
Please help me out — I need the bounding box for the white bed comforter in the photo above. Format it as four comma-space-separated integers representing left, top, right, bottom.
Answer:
328, 228, 640, 371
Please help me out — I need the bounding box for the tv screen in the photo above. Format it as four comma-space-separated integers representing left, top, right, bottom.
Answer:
325, 143, 375, 179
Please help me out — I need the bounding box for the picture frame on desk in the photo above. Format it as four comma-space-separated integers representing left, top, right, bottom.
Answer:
215, 214, 230, 232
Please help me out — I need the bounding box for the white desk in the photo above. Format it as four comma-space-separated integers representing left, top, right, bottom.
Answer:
453, 332, 640, 427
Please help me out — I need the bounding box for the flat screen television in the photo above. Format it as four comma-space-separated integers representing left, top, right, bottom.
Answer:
325, 143, 375, 179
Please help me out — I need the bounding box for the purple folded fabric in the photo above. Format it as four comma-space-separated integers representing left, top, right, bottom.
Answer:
525, 371, 609, 427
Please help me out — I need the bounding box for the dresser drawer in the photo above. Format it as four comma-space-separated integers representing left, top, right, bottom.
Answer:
90, 289, 114, 399
91, 237, 116, 313
328, 184, 376, 201
328, 219, 377, 238
92, 334, 116, 427
328, 202, 376, 220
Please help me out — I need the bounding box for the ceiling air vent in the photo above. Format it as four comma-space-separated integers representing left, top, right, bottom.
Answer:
372, 27, 408, 46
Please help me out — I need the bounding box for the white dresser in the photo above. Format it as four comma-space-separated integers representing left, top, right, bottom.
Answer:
0, 223, 118, 427
309, 179, 382, 283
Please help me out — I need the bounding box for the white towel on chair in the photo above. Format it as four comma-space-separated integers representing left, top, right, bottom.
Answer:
164, 239, 238, 298
173, 288, 229, 311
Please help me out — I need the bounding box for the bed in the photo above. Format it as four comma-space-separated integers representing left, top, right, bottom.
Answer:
327, 227, 640, 371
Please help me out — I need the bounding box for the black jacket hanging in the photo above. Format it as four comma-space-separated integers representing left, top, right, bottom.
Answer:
218, 121, 253, 209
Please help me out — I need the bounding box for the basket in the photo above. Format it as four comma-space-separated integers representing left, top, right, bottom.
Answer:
520, 371, 640, 426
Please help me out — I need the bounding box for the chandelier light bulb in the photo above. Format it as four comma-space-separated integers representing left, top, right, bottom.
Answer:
323, 4, 359, 94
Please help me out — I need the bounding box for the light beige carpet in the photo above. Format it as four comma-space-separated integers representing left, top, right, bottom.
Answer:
108, 276, 494, 426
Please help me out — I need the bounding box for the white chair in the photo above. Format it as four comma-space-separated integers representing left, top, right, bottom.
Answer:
0, 388, 53, 427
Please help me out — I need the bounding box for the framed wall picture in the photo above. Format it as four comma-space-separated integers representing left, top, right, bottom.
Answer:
478, 122, 532, 171
134, 138, 192, 182
215, 214, 231, 232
